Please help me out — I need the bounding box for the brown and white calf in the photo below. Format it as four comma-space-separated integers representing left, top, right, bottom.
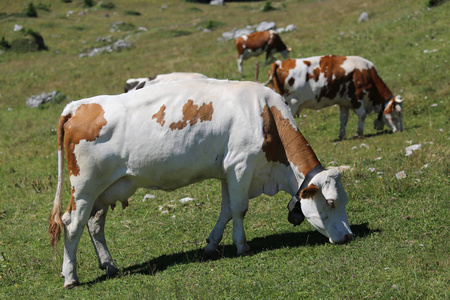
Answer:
49, 79, 352, 288
266, 55, 404, 139
124, 72, 208, 92
235, 30, 291, 73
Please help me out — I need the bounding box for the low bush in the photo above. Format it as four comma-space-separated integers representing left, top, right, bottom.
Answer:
100, 1, 115, 9
0, 36, 11, 50
124, 10, 141, 16
25, 2, 38, 17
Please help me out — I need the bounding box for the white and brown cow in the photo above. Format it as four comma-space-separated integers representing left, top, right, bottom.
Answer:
49, 79, 353, 288
235, 30, 291, 73
266, 55, 404, 139
124, 72, 208, 92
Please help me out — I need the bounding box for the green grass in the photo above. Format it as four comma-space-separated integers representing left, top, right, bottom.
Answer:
0, 0, 449, 298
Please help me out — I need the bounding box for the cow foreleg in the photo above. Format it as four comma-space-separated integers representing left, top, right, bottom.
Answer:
356, 105, 366, 137
205, 180, 232, 257
227, 169, 251, 256
237, 56, 244, 73
339, 106, 350, 140
86, 203, 119, 277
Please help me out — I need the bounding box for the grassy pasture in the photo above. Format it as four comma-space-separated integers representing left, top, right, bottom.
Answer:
0, 0, 449, 298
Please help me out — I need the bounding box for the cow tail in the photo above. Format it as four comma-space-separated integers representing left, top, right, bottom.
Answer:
49, 113, 71, 250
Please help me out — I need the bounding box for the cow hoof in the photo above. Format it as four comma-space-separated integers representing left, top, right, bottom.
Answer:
64, 280, 80, 289
100, 263, 119, 277
236, 244, 251, 256
204, 247, 220, 259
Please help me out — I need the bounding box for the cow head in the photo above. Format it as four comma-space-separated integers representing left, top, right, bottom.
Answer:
299, 169, 353, 244
384, 95, 404, 132
280, 46, 292, 59
124, 78, 146, 93
375, 95, 404, 132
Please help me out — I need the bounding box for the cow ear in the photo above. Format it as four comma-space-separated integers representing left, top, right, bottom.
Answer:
300, 184, 319, 199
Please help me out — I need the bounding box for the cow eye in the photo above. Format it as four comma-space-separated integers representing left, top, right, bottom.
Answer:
326, 199, 335, 208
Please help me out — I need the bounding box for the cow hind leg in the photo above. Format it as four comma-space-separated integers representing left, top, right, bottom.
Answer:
205, 180, 232, 257
89, 177, 137, 275
61, 197, 96, 288
86, 203, 119, 277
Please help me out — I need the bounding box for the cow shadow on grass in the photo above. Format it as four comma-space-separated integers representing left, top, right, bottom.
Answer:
82, 223, 377, 286
332, 125, 421, 142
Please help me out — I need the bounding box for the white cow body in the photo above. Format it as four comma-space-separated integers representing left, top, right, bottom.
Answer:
124, 72, 208, 92
49, 79, 352, 288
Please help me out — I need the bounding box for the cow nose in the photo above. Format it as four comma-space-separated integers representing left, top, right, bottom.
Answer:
344, 233, 353, 242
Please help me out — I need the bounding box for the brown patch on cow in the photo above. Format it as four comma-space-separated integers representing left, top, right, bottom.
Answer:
148, 75, 157, 81
65, 186, 76, 213
305, 55, 393, 109
261, 105, 320, 175
303, 60, 311, 67
261, 105, 289, 165
269, 59, 297, 96
235, 31, 271, 55
300, 183, 319, 199
152, 104, 166, 126
235, 30, 288, 56
169, 100, 214, 131
64, 103, 107, 176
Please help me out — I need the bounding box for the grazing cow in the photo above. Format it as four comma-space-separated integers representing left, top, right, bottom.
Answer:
266, 55, 405, 139
235, 30, 291, 73
49, 79, 353, 288
124, 72, 208, 92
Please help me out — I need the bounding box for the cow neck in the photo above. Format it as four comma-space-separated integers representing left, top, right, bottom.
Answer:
269, 105, 321, 178
376, 94, 394, 121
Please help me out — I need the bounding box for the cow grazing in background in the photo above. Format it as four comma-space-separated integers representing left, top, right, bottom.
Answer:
49, 79, 353, 288
124, 72, 208, 92
235, 30, 291, 73
265, 55, 404, 139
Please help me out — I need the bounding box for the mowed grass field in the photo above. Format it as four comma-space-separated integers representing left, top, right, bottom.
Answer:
0, 0, 449, 298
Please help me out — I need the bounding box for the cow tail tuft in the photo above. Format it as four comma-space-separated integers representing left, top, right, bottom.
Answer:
49, 114, 71, 250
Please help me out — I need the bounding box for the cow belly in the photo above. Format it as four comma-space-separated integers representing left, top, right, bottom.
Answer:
242, 47, 265, 59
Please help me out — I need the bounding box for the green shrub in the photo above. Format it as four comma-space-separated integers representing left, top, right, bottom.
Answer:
205, 20, 225, 30
111, 22, 135, 32
61, 0, 72, 2
25, 2, 38, 17
36, 2, 51, 12
124, 10, 141, 16
186, 7, 203, 12
262, 1, 276, 12
84, 0, 95, 7
100, 1, 115, 9
427, 0, 447, 7
0, 36, 11, 50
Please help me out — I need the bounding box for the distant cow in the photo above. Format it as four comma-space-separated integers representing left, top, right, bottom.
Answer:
266, 55, 404, 139
124, 72, 208, 92
235, 30, 291, 73
49, 79, 353, 288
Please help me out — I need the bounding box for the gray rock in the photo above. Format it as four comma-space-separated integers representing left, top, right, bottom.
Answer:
358, 12, 369, 23
26, 91, 62, 108
210, 0, 225, 5
256, 21, 276, 32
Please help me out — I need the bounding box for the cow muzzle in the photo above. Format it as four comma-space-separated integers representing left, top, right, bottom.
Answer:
287, 195, 305, 226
